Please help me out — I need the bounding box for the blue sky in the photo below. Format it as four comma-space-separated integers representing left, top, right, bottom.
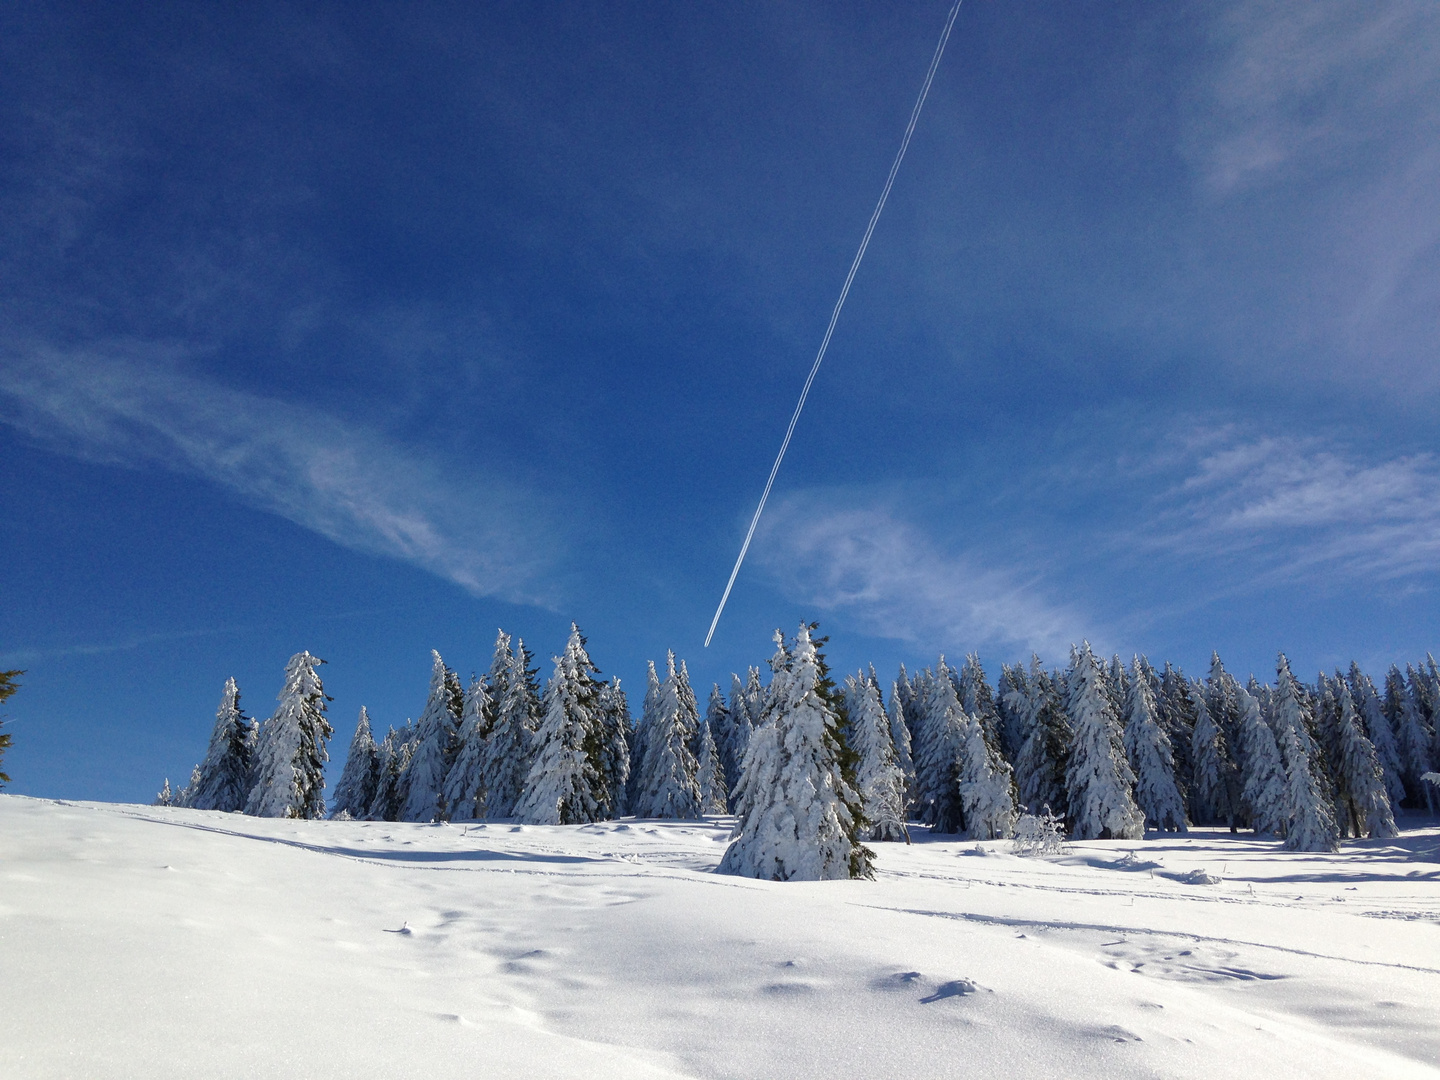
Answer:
3, 2, 1438, 802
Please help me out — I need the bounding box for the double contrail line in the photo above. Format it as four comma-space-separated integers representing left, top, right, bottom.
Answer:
704, 0, 963, 648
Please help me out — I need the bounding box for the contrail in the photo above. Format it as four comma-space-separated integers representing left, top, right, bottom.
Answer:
704, 0, 963, 648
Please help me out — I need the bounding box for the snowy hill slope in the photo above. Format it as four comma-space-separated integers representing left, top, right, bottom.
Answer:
3, 796, 1438, 1079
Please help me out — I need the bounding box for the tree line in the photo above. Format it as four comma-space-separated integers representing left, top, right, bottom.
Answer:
157, 624, 1440, 879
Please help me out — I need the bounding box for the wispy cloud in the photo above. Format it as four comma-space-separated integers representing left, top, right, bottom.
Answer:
1150, 433, 1440, 581
752, 494, 1092, 660
0, 341, 559, 605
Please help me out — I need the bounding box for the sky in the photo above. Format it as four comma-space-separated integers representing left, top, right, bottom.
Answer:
2, 1, 1438, 803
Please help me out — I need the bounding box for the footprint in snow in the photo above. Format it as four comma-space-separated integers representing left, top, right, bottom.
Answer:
919, 979, 982, 1003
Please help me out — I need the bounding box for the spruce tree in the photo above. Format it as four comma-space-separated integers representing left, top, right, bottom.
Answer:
246, 651, 333, 819
1190, 686, 1239, 828
366, 722, 416, 821
885, 682, 917, 810
706, 685, 740, 806
1123, 658, 1187, 832
725, 673, 755, 795
1010, 659, 1071, 821
627, 661, 661, 811
1205, 654, 1247, 777
513, 625, 608, 825
960, 654, 1004, 751
1325, 676, 1397, 838
719, 626, 873, 880
956, 700, 1017, 840
442, 676, 493, 822
843, 674, 909, 842
1272, 654, 1340, 851
596, 677, 631, 817
480, 649, 536, 819
913, 659, 968, 834
632, 652, 702, 819
695, 715, 729, 815
331, 706, 381, 820
0, 668, 20, 789
1157, 661, 1197, 808
1064, 643, 1143, 841
400, 650, 461, 822
188, 677, 256, 813
1235, 685, 1287, 837
996, 663, 1029, 763
1397, 665, 1436, 812
1349, 663, 1407, 811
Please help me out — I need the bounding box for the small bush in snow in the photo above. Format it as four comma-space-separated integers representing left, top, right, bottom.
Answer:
1011, 809, 1068, 857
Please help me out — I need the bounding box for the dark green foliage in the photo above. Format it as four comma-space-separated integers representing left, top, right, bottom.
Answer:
0, 669, 22, 788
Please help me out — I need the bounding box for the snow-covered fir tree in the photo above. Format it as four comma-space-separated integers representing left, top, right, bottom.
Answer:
1064, 643, 1143, 841
596, 677, 631, 817
1323, 676, 1397, 838
513, 625, 607, 825
331, 706, 380, 819
1123, 658, 1187, 832
1234, 685, 1287, 837
1205, 654, 1247, 778
895, 663, 925, 758
955, 699, 1017, 840
1349, 663, 1406, 811
479, 647, 536, 819
960, 653, 1003, 751
1157, 662, 1197, 808
1272, 654, 1340, 852
1396, 665, 1436, 812
706, 684, 741, 807
154, 778, 174, 806
719, 625, 873, 881
366, 722, 416, 821
631, 652, 702, 819
246, 651, 333, 819
695, 715, 728, 815
187, 677, 256, 813
399, 650, 461, 822
885, 681, 917, 807
1105, 654, 1129, 724
913, 659, 968, 834
627, 661, 662, 810
1190, 685, 1239, 828
843, 674, 909, 842
1009, 658, 1071, 821
996, 663, 1029, 763
442, 676, 493, 822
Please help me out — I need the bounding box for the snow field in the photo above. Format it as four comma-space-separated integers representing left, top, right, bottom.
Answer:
3, 796, 1438, 1079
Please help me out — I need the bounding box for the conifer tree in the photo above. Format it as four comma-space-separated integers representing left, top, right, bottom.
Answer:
956, 701, 1017, 840
706, 684, 742, 807
997, 663, 1030, 763
1397, 665, 1436, 812
725, 673, 755, 792
246, 651, 333, 819
895, 664, 924, 753
596, 677, 631, 817
1349, 664, 1407, 811
442, 677, 493, 822
632, 652, 702, 819
1010, 659, 1072, 820
1190, 686, 1239, 828
155, 778, 174, 806
627, 661, 662, 811
400, 650, 461, 822
480, 650, 536, 819
913, 659, 968, 834
719, 626, 873, 880
331, 706, 381, 819
188, 677, 256, 813
695, 715, 729, 815
1157, 662, 1197, 806
1324, 676, 1397, 838
1106, 654, 1129, 722
886, 683, 917, 811
366, 722, 416, 821
513, 625, 607, 825
0, 668, 20, 789
1123, 658, 1187, 832
843, 675, 909, 842
1205, 654, 1247, 778
1235, 685, 1287, 837
1064, 643, 1143, 840
960, 654, 1003, 751
1272, 654, 1340, 851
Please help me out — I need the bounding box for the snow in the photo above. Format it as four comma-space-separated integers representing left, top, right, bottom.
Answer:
3, 794, 1439, 1079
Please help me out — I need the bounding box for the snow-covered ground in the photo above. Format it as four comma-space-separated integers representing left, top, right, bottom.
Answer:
3, 796, 1438, 1079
